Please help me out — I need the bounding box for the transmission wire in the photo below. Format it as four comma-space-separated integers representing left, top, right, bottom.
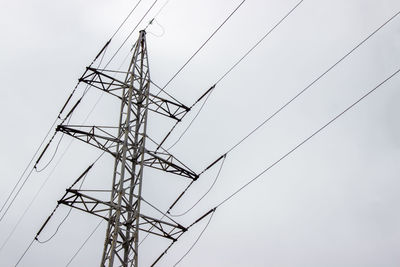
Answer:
41, 0, 300, 258
165, 66, 400, 266
0, 74, 102, 224
105, 0, 159, 68
111, 0, 144, 39
167, 89, 214, 150
1, 47, 113, 254
36, 167, 91, 244
10, 38, 132, 253
141, 8, 400, 247
217, 0, 303, 84
0, 0, 144, 221
15, 238, 35, 267
6, 2, 155, 263
0, 117, 74, 252
23, 7, 400, 267
169, 155, 226, 217
215, 67, 400, 209
7, 150, 108, 264
163, 8, 400, 219
225, 8, 400, 155
165, 0, 303, 150
173, 211, 215, 266
65, 220, 103, 267
161, 0, 246, 91
0, 118, 58, 218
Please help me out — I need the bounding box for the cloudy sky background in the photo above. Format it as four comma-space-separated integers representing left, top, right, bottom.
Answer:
0, 0, 400, 266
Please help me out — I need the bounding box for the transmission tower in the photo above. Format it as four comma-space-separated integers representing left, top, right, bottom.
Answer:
50, 30, 201, 266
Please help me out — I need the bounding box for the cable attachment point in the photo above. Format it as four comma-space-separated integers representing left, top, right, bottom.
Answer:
147, 19, 166, 37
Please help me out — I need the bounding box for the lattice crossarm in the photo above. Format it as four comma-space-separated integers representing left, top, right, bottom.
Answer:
56, 125, 121, 156
58, 189, 117, 220
79, 67, 129, 93
144, 150, 198, 180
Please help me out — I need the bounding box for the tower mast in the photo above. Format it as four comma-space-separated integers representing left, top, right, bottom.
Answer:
54, 30, 198, 266
100, 30, 150, 267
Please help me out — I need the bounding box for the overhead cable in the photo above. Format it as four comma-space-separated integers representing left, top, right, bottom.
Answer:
172, 210, 215, 266
225, 8, 400, 154
65, 220, 103, 267
111, 0, 144, 39
0, 37, 112, 224
105, 0, 160, 68
169, 155, 226, 217
15, 238, 35, 266
166, 68, 400, 265
0, 118, 57, 219
215, 67, 400, 209
165, 8, 400, 216
160, 0, 246, 91
164, 0, 304, 150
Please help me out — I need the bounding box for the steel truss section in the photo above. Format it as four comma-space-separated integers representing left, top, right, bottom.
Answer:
56, 124, 198, 180
79, 67, 190, 121
58, 189, 187, 241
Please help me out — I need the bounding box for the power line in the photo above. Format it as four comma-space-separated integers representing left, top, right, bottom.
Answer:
215, 67, 400, 209
165, 8, 400, 213
164, 0, 304, 150
173, 210, 215, 266
0, 136, 74, 252
65, 220, 103, 267
0, 118, 58, 219
225, 8, 400, 155
142, 6, 400, 236
0, 11, 118, 223
167, 88, 214, 150
3, 0, 169, 228
169, 155, 226, 217
161, 0, 247, 91
166, 4, 400, 155
0, 19, 123, 224
15, 238, 35, 267
111, 0, 144, 40
216, 0, 303, 84
165, 66, 400, 265
105, 0, 160, 68
144, 0, 172, 31
1, 0, 142, 212
36, 169, 89, 245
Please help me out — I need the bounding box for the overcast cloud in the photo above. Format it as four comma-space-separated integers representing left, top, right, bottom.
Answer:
0, 0, 400, 266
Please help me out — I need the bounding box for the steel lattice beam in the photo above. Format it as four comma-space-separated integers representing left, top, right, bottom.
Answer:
79, 67, 190, 121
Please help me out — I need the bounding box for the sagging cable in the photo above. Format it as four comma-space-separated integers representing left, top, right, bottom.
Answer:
173, 209, 215, 266
167, 154, 226, 213
151, 208, 216, 266
33, 132, 58, 170
156, 84, 216, 151
34, 164, 94, 243
34, 133, 64, 173
58, 39, 111, 119
190, 84, 215, 109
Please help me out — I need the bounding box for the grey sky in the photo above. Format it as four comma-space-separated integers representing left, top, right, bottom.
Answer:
0, 0, 400, 266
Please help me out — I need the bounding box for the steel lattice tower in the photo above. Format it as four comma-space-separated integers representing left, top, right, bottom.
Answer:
100, 29, 150, 266
53, 30, 199, 266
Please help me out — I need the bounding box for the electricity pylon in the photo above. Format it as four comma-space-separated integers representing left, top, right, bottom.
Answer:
54, 30, 199, 266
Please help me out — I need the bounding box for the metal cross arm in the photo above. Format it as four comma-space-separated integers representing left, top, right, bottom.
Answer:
79, 67, 190, 121
58, 189, 114, 220
57, 188, 187, 242
138, 214, 186, 241
56, 125, 198, 180
56, 124, 120, 156
144, 150, 198, 180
